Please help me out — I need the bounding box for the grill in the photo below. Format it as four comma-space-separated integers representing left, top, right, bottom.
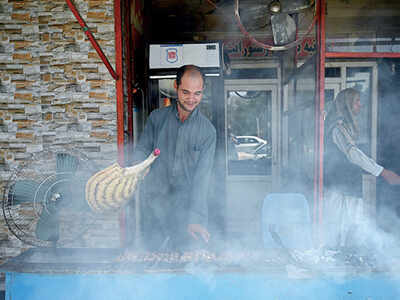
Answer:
2, 247, 400, 300
0, 247, 295, 274
0, 246, 396, 273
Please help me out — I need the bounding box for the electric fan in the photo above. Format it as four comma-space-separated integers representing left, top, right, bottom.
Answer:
2, 148, 98, 247
233, 0, 316, 50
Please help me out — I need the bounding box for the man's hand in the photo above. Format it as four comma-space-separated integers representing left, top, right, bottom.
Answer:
187, 224, 210, 243
381, 168, 400, 185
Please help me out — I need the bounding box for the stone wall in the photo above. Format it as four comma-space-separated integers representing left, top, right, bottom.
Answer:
0, 0, 122, 288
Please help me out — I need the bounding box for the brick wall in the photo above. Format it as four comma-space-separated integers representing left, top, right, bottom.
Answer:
0, 0, 122, 287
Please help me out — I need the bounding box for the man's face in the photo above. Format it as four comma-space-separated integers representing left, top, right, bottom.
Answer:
175, 72, 204, 113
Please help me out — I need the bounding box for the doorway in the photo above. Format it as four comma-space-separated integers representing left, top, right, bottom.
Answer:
224, 79, 280, 246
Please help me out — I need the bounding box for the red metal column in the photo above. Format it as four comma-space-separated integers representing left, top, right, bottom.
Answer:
326, 52, 400, 58
314, 0, 326, 242
114, 0, 126, 247
122, 1, 135, 249
125, 5, 134, 152
114, 0, 124, 166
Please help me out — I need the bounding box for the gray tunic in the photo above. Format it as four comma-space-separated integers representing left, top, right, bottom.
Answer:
133, 103, 216, 226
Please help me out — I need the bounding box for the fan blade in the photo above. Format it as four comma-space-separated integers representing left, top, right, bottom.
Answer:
35, 206, 59, 242
280, 0, 312, 13
56, 153, 79, 174
71, 178, 91, 211
271, 13, 296, 45
57, 177, 90, 211
35, 178, 89, 243
240, 2, 272, 30
8, 179, 40, 204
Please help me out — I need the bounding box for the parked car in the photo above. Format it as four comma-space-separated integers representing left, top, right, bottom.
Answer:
234, 136, 267, 153
238, 143, 272, 160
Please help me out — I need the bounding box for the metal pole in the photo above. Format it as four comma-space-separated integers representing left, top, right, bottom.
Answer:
125, 2, 134, 150
318, 0, 326, 228
114, 0, 126, 247
114, 0, 124, 166
313, 0, 326, 244
65, 0, 118, 80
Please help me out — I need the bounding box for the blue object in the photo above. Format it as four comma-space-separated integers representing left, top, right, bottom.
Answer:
262, 193, 313, 249
5, 271, 400, 300
2, 248, 400, 300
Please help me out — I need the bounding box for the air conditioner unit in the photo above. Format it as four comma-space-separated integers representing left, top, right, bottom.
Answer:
149, 43, 221, 69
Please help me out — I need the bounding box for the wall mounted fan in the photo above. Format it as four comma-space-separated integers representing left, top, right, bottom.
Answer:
2, 147, 159, 248
2, 149, 97, 247
234, 0, 317, 50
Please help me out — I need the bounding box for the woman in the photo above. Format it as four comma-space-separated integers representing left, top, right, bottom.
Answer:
323, 88, 400, 248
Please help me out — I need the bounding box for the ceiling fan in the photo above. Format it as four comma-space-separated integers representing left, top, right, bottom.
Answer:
234, 0, 317, 51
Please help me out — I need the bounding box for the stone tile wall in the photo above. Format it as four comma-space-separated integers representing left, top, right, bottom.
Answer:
0, 0, 122, 288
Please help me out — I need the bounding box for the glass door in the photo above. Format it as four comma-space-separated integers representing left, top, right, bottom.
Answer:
224, 80, 279, 246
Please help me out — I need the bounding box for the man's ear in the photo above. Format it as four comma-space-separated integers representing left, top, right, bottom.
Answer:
174, 80, 178, 90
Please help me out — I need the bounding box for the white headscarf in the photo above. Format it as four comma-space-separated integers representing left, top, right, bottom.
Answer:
328, 88, 360, 141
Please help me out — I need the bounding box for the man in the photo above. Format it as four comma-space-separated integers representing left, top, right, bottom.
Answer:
133, 65, 216, 251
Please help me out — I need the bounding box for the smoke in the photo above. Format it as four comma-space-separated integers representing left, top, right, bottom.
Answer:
321, 189, 400, 268
184, 261, 217, 290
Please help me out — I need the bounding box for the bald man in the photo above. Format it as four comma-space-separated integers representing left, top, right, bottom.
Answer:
133, 65, 216, 251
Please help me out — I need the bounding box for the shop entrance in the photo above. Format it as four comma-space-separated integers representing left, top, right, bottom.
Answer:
224, 78, 280, 246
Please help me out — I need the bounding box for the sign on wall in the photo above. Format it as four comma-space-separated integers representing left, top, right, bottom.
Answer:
223, 37, 316, 59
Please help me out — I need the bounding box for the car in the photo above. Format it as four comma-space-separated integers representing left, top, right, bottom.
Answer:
237, 143, 272, 160
234, 136, 267, 153
252, 143, 272, 160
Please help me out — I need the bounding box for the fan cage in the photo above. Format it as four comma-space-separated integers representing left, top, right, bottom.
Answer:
2, 149, 100, 248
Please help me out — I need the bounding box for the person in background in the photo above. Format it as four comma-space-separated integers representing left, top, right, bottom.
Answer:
132, 65, 216, 251
323, 87, 400, 249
